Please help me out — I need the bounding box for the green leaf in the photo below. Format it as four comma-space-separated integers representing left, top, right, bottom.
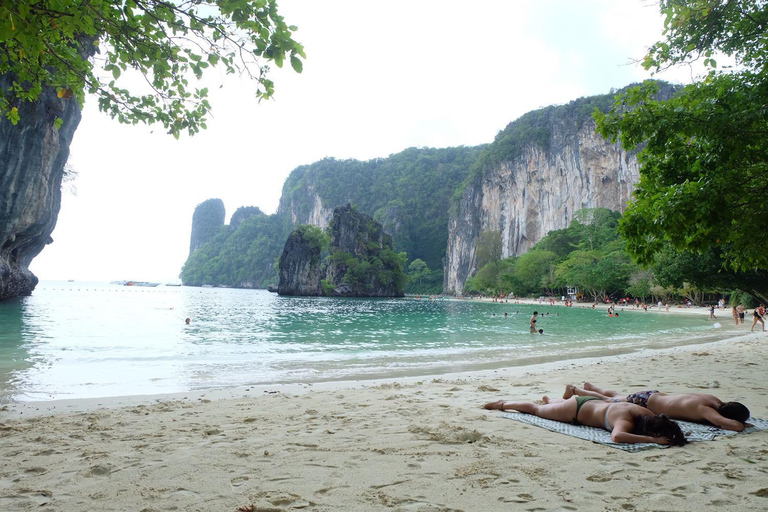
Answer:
290, 55, 303, 73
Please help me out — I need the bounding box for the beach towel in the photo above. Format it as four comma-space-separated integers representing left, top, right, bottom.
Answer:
502, 412, 768, 452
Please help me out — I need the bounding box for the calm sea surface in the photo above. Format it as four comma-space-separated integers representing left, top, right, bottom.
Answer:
0, 281, 728, 402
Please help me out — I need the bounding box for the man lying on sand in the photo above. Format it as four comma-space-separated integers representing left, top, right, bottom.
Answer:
484, 396, 687, 446
562, 382, 750, 432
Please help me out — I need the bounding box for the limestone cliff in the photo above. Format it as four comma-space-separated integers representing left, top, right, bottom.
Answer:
189, 198, 225, 255
276, 226, 324, 296
278, 205, 406, 297
444, 98, 637, 294
444, 84, 680, 295
277, 181, 334, 229
0, 76, 85, 300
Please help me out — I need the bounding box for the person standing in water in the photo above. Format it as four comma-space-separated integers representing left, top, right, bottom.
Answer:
751, 304, 766, 332
530, 311, 539, 333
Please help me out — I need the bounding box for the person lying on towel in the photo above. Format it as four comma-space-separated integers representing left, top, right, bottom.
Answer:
561, 382, 750, 432
484, 396, 687, 446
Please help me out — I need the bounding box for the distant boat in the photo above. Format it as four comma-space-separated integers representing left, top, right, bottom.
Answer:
165, 283, 182, 287
128, 281, 160, 287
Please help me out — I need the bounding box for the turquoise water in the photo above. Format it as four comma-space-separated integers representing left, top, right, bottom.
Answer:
0, 281, 727, 401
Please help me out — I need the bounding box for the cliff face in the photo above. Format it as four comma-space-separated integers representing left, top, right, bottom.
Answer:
444, 119, 639, 294
276, 227, 324, 296
0, 76, 85, 300
277, 182, 334, 229
189, 198, 225, 254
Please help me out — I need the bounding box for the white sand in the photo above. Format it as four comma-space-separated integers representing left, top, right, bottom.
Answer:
2, 326, 767, 511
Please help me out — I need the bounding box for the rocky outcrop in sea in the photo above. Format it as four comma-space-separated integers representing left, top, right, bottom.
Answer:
278, 205, 406, 297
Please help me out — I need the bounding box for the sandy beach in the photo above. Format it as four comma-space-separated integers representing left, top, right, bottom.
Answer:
2, 321, 767, 511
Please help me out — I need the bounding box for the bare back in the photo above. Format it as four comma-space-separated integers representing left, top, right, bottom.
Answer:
577, 401, 652, 430
646, 393, 720, 421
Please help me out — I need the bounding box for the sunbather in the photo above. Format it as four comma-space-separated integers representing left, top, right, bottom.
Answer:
562, 382, 750, 432
483, 395, 687, 446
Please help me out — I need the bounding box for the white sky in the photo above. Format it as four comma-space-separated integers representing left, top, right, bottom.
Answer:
29, 0, 700, 283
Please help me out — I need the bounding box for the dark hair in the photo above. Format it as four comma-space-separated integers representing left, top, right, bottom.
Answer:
634, 414, 687, 446
533, 311, 538, 315
538, 329, 544, 334
719, 402, 750, 423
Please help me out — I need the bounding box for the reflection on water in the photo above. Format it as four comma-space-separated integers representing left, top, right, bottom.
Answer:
0, 281, 728, 401
0, 297, 34, 401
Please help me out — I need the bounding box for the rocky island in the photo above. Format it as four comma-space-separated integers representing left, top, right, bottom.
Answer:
278, 205, 406, 297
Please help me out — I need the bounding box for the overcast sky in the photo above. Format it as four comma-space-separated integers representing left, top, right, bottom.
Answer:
30, 0, 699, 283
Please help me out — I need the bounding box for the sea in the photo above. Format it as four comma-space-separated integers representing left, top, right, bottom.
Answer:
0, 281, 730, 402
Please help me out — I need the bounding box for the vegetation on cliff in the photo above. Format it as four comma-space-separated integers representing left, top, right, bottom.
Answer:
181, 208, 291, 288
282, 146, 484, 271
0, 0, 303, 137
188, 198, 225, 254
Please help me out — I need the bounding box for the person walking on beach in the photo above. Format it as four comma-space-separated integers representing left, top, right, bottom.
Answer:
561, 383, 750, 432
483, 396, 687, 446
529, 311, 539, 333
737, 303, 745, 324
709, 305, 717, 319
751, 304, 766, 332
732, 305, 740, 327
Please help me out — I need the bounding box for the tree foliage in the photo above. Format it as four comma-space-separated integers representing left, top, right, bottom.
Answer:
0, 0, 304, 136
403, 258, 443, 294
595, 0, 768, 271
466, 208, 635, 300
474, 230, 502, 271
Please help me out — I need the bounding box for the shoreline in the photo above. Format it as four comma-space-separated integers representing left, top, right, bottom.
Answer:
1, 291, 742, 408
2, 332, 766, 510
1, 329, 757, 419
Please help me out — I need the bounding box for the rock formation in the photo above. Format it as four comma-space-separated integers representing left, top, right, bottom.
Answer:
229, 206, 264, 230
276, 225, 324, 296
0, 76, 86, 301
278, 205, 406, 297
189, 198, 225, 254
443, 84, 679, 294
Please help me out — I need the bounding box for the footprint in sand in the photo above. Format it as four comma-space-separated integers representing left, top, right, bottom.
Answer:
82, 464, 114, 477
230, 476, 250, 487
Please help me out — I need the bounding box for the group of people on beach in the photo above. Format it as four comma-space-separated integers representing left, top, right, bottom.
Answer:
484, 382, 750, 447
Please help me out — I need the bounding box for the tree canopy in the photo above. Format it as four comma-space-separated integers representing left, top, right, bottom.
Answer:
0, 0, 304, 136
464, 208, 635, 301
595, 0, 768, 271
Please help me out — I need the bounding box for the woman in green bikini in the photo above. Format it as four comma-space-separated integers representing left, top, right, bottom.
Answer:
483, 395, 687, 446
